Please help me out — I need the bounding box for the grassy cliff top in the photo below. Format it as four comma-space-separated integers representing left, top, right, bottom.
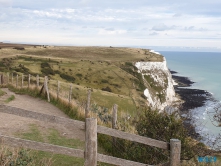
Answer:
0, 44, 164, 115
0, 44, 163, 62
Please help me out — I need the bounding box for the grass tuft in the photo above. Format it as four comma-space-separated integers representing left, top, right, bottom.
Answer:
0, 88, 6, 96
5, 94, 15, 103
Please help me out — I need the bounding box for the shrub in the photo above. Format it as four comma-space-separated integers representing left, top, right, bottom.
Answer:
13, 47, 25, 50
101, 86, 112, 92
101, 79, 108, 83
60, 73, 75, 82
76, 73, 82, 77
109, 108, 210, 165
125, 62, 133, 66
41, 68, 55, 75
41, 62, 50, 68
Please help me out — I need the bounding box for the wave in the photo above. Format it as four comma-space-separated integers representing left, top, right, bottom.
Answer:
190, 98, 221, 150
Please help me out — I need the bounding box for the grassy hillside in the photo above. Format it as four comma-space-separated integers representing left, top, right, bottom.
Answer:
0, 45, 164, 115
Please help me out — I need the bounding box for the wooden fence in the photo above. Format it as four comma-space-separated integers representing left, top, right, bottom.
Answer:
0, 73, 72, 103
0, 105, 181, 166
0, 72, 181, 165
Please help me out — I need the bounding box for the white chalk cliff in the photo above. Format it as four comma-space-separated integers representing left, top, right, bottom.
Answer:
135, 50, 177, 110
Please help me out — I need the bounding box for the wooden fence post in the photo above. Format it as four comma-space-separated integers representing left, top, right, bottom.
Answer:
85, 118, 97, 166
16, 75, 18, 88
21, 74, 23, 88
44, 76, 50, 102
1, 73, 5, 84
68, 84, 72, 105
85, 89, 91, 118
112, 104, 118, 129
170, 139, 181, 166
0, 74, 1, 85
11, 73, 13, 84
57, 80, 60, 99
112, 104, 118, 149
28, 74, 30, 88
7, 73, 9, 84
36, 75, 39, 87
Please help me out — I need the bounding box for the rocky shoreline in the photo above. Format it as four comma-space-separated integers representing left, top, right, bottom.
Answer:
170, 70, 213, 138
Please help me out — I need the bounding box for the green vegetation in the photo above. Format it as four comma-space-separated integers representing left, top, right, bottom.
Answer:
0, 46, 163, 98
0, 147, 35, 166
16, 124, 85, 165
1, 46, 214, 165
15, 124, 111, 166
99, 108, 215, 165
19, 124, 84, 149
5, 94, 15, 103
0, 88, 5, 96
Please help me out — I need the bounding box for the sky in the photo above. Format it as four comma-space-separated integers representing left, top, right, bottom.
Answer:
0, 0, 221, 50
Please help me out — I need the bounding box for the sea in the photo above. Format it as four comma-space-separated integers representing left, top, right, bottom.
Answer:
158, 51, 221, 150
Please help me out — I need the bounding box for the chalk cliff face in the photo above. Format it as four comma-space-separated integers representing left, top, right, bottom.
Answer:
135, 51, 176, 110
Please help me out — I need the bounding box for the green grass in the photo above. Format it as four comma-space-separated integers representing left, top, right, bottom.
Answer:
0, 47, 163, 115
5, 94, 15, 103
18, 124, 85, 165
18, 124, 84, 149
0, 88, 5, 96
17, 124, 113, 166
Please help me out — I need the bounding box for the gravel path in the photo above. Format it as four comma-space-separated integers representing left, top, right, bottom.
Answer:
0, 88, 85, 141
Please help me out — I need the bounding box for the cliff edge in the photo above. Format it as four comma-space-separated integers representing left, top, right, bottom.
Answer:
135, 50, 177, 110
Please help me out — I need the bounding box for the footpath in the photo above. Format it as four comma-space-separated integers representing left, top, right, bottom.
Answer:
0, 88, 85, 141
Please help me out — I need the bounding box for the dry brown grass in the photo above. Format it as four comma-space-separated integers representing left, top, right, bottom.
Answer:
0, 44, 164, 63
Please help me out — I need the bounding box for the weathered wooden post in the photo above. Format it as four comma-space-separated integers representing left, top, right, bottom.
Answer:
112, 104, 118, 129
69, 84, 72, 105
112, 104, 118, 148
85, 118, 97, 166
21, 74, 23, 88
85, 89, 91, 118
2, 74, 3, 85
44, 76, 50, 102
36, 75, 39, 87
0, 74, 2, 85
57, 80, 60, 99
170, 139, 181, 166
11, 73, 13, 84
28, 74, 30, 88
7, 73, 9, 84
16, 74, 18, 88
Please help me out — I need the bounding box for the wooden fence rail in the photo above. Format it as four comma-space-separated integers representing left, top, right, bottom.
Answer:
0, 134, 156, 166
0, 72, 181, 165
0, 105, 180, 165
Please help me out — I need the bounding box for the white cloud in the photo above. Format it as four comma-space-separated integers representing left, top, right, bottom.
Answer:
98, 28, 127, 35
0, 0, 12, 7
0, 1, 221, 48
151, 23, 176, 31
149, 32, 159, 36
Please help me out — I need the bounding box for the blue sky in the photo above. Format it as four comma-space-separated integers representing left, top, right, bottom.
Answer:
1, 0, 221, 49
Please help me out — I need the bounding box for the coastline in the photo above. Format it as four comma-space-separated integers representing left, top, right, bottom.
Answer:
170, 70, 213, 139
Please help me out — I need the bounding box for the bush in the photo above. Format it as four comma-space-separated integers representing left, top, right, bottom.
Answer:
108, 108, 209, 165
125, 62, 133, 66
41, 62, 50, 68
101, 86, 112, 92
13, 47, 25, 50
76, 73, 82, 77
101, 79, 108, 83
41, 68, 55, 75
60, 73, 75, 82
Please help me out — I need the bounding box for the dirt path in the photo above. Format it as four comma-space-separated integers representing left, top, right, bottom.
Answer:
0, 88, 85, 141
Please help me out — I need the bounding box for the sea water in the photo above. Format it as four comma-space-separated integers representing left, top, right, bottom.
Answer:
159, 51, 221, 149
